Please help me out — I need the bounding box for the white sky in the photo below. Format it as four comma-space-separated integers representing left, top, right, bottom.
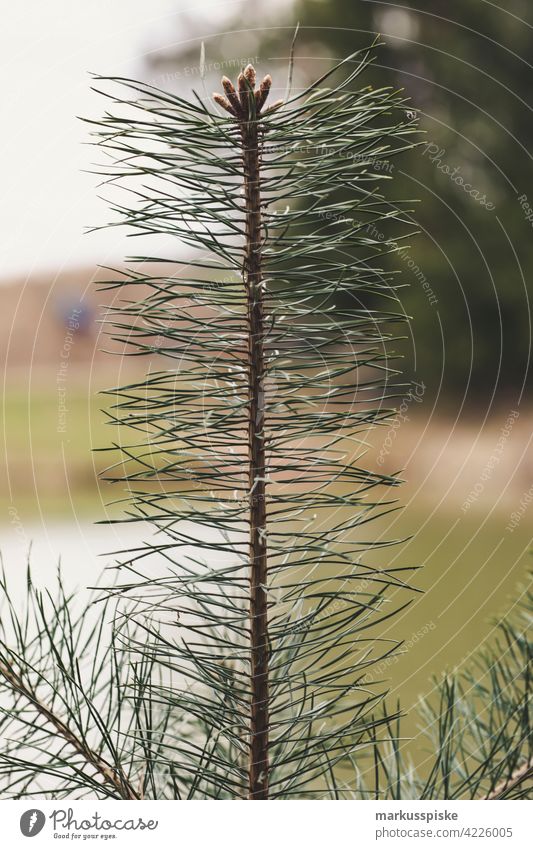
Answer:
0, 0, 259, 279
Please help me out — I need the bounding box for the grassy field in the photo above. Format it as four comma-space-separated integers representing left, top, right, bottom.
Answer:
2, 384, 146, 518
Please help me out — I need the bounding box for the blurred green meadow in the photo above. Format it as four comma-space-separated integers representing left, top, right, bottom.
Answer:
2, 387, 119, 517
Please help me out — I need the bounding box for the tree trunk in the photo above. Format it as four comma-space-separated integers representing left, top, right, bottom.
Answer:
241, 118, 269, 800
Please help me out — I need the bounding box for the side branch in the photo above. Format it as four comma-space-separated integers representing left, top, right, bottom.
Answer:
0, 661, 140, 799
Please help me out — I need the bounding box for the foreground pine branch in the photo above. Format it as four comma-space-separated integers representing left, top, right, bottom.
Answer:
0, 569, 151, 798
0, 660, 138, 799
0, 567, 529, 799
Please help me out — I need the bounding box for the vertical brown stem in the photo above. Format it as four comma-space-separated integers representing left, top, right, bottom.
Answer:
241, 118, 269, 800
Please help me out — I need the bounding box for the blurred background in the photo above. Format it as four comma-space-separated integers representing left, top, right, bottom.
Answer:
1, 0, 532, 754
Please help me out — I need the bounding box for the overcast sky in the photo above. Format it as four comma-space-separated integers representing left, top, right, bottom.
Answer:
0, 0, 255, 279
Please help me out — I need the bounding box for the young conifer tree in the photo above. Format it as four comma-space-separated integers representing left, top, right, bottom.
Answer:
0, 45, 530, 801
87, 47, 419, 800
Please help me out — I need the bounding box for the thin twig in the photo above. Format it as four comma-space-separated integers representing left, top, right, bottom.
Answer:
485, 757, 533, 799
0, 661, 140, 800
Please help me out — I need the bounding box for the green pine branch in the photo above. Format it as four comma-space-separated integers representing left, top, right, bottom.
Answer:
0, 566, 148, 798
